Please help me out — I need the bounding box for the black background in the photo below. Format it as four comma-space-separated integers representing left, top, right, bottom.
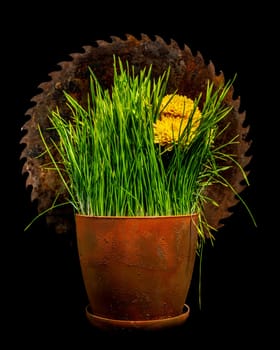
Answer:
4, 2, 264, 347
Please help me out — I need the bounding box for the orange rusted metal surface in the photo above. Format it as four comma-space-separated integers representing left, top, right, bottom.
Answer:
75, 214, 198, 323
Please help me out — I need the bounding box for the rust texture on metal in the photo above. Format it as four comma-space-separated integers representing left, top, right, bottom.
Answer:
75, 214, 198, 321
20, 34, 252, 234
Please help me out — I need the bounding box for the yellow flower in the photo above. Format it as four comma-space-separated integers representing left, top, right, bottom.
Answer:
154, 94, 201, 148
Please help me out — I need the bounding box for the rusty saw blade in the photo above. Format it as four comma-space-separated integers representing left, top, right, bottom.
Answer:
20, 33, 252, 234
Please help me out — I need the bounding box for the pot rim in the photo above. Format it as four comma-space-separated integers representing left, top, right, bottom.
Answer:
75, 213, 198, 219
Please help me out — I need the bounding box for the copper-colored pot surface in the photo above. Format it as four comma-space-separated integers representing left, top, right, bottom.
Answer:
75, 214, 198, 321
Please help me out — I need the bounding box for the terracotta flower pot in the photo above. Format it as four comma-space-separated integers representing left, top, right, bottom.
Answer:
75, 214, 198, 330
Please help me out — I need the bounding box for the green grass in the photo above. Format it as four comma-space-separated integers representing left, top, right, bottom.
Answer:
31, 55, 253, 240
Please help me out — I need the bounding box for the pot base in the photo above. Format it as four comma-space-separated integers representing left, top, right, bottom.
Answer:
85, 303, 190, 332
